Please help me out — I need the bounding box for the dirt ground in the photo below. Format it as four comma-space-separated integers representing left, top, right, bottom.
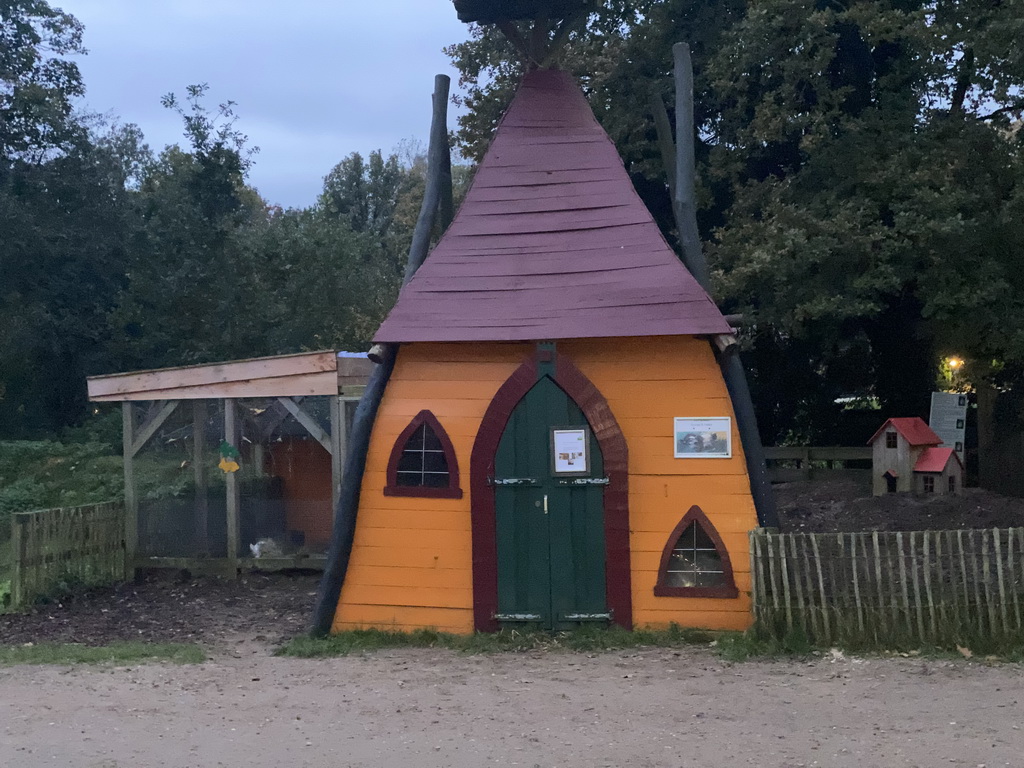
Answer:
0, 572, 1022, 767
775, 476, 1024, 534
1, 635, 1022, 767
2, 480, 1024, 768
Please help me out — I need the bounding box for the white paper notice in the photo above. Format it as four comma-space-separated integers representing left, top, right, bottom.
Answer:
552, 429, 589, 474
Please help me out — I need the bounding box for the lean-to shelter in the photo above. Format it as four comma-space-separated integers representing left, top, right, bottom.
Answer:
322, 68, 759, 634
87, 351, 372, 574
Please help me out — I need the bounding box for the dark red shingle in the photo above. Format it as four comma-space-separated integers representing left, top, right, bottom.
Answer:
373, 69, 730, 344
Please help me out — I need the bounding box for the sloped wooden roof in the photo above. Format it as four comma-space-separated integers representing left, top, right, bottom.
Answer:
374, 69, 730, 344
87, 351, 372, 401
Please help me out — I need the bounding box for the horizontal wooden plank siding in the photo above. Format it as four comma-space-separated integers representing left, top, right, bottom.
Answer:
334, 336, 757, 634
332, 343, 520, 634
11, 502, 126, 608
564, 336, 756, 632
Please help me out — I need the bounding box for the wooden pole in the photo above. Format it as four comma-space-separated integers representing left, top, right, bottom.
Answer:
672, 43, 710, 289
312, 75, 453, 636
995, 528, 1009, 636
329, 396, 345, 516
11, 513, 24, 608
810, 535, 830, 641
224, 398, 240, 565
122, 402, 137, 578
192, 400, 209, 555
662, 42, 778, 530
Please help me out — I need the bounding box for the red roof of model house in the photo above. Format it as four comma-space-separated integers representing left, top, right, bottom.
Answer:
913, 446, 963, 474
868, 417, 942, 447
373, 69, 731, 344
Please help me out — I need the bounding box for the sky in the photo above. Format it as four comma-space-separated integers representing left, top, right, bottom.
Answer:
59, 1, 470, 209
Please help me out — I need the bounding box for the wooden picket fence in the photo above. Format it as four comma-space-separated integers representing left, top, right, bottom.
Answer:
10, 501, 126, 609
749, 527, 1024, 648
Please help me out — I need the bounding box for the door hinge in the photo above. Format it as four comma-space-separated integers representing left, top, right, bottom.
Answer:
560, 612, 612, 621
494, 613, 543, 621
489, 477, 540, 486
556, 477, 610, 486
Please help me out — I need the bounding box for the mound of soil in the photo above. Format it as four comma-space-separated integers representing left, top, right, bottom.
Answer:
776, 476, 1024, 534
0, 570, 320, 649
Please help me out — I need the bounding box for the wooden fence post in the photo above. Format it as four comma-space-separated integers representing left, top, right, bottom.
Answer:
224, 398, 240, 566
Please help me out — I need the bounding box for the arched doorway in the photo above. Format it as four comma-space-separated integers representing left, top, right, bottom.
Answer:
470, 350, 632, 631
493, 375, 607, 630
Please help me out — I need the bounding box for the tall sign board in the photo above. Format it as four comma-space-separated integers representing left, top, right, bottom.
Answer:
930, 392, 967, 460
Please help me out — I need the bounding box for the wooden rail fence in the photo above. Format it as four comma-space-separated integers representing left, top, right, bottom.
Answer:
749, 527, 1024, 647
10, 501, 126, 609
763, 446, 872, 483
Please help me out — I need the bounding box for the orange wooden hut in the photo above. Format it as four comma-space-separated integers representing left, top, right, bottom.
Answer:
324, 70, 759, 635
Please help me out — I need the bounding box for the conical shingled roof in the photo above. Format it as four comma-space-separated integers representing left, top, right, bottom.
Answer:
373, 69, 731, 344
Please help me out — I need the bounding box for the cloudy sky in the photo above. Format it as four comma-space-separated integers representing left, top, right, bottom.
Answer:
60, 1, 470, 209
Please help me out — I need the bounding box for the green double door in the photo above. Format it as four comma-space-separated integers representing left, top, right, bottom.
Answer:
494, 376, 609, 630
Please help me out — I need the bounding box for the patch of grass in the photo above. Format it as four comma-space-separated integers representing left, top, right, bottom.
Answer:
0, 641, 206, 666
278, 624, 722, 658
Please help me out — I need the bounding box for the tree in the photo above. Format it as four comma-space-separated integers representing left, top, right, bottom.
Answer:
0, 0, 86, 161
446, 1, 1024, 440
0, 2, 133, 436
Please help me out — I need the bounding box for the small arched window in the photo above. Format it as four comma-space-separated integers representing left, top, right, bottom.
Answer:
384, 410, 462, 499
654, 506, 738, 598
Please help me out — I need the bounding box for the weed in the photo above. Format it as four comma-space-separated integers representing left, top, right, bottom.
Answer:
278, 624, 723, 658
0, 641, 205, 666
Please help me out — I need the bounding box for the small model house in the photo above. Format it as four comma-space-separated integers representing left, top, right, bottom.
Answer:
324, 70, 760, 636
869, 417, 964, 496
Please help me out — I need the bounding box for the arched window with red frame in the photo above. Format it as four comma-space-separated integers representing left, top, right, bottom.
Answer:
654, 505, 738, 598
383, 410, 462, 499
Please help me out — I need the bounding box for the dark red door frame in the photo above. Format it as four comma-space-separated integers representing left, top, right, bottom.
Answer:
469, 349, 632, 631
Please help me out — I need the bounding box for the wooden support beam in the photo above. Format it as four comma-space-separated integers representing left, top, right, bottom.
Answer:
122, 402, 138, 574
131, 400, 180, 457
192, 400, 209, 555
329, 396, 346, 515
224, 399, 241, 565
497, 19, 534, 64
529, 13, 549, 65
277, 397, 332, 454
539, 11, 586, 67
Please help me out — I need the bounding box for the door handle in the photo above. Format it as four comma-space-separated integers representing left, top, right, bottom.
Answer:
543, 494, 548, 515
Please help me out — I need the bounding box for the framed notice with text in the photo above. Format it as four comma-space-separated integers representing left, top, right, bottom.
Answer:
674, 417, 732, 459
551, 427, 590, 476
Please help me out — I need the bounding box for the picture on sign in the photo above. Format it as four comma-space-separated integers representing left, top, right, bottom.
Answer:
551, 427, 590, 475
674, 418, 732, 458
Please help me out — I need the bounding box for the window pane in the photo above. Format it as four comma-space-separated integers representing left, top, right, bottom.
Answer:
396, 471, 422, 487
397, 452, 421, 473
422, 425, 443, 451
664, 522, 727, 589
422, 451, 449, 474
422, 472, 449, 488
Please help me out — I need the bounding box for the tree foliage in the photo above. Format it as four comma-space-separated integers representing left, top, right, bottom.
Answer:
447, 0, 1024, 439
0, 4, 436, 438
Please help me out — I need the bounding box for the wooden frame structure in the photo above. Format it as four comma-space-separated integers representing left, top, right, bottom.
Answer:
87, 351, 373, 576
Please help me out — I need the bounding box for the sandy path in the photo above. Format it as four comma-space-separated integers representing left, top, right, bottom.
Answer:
0, 646, 1021, 768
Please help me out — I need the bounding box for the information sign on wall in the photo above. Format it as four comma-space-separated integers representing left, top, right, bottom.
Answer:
674, 417, 732, 458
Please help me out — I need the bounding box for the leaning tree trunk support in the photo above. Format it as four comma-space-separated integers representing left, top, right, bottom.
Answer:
312, 74, 454, 635
665, 42, 779, 529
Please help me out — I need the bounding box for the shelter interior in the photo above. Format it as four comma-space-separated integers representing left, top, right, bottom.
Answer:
87, 351, 372, 574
